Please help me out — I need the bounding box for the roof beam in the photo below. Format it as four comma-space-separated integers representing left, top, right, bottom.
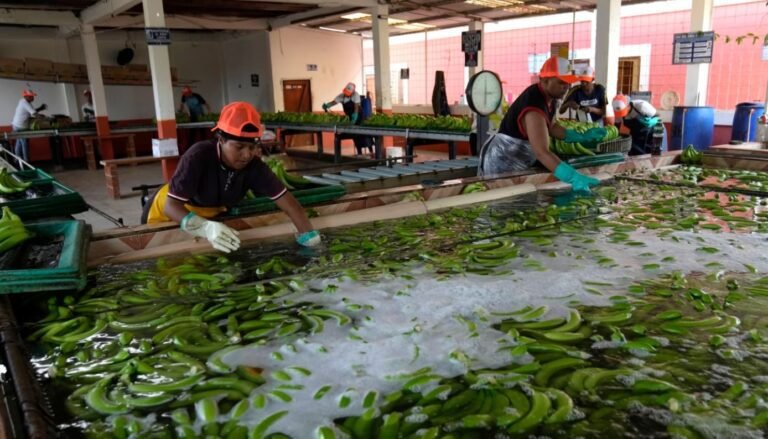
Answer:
94, 14, 270, 30
0, 8, 79, 26
268, 6, 362, 29
80, 0, 142, 24
240, 0, 378, 6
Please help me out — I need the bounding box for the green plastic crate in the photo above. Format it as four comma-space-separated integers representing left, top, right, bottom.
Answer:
227, 185, 347, 216
0, 220, 90, 293
0, 180, 88, 220
11, 168, 55, 185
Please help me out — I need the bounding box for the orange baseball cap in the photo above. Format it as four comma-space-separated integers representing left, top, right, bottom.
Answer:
342, 82, 355, 97
22, 89, 36, 97
539, 57, 578, 84
612, 94, 630, 118
182, 86, 193, 96
212, 102, 262, 139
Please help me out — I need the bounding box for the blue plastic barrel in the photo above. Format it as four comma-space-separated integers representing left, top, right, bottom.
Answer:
670, 106, 714, 151
731, 102, 765, 142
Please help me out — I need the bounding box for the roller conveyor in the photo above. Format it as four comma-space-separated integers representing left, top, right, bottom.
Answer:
301, 158, 479, 190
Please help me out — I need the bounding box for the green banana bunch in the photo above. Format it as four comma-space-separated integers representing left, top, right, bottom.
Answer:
549, 138, 595, 157
0, 206, 32, 253
461, 182, 488, 194
680, 144, 703, 165
264, 157, 311, 190
0, 168, 32, 194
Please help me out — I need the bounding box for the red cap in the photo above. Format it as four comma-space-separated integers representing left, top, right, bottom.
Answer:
342, 82, 355, 97
539, 57, 578, 84
182, 86, 193, 96
212, 102, 262, 138
22, 89, 36, 98
612, 94, 630, 118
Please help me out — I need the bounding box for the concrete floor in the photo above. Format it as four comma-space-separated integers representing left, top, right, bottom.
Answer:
49, 143, 463, 232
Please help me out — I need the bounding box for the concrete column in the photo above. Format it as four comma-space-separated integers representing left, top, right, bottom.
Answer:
143, 0, 178, 181
81, 24, 113, 156
467, 20, 484, 78
684, 0, 713, 106
594, 0, 621, 117
371, 4, 392, 113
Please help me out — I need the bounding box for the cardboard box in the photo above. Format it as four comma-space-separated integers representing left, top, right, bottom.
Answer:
152, 138, 179, 157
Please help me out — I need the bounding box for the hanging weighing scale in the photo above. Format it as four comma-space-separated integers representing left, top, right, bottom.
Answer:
465, 70, 503, 154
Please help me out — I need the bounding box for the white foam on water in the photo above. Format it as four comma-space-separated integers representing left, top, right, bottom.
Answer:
220, 226, 768, 437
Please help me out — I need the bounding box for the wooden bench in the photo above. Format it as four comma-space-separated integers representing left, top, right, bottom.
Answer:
100, 155, 178, 199
82, 134, 136, 171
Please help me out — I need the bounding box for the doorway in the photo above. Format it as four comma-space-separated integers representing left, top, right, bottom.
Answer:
617, 57, 640, 95
282, 79, 312, 147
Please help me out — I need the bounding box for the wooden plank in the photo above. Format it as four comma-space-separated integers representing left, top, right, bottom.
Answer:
100, 155, 178, 166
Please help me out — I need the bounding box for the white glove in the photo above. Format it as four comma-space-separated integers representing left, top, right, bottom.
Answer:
181, 212, 240, 253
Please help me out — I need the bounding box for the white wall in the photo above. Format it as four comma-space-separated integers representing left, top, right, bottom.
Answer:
0, 27, 226, 124
219, 31, 274, 113
268, 27, 363, 112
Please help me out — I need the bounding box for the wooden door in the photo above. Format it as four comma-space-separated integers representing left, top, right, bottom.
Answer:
617, 57, 640, 95
282, 79, 312, 147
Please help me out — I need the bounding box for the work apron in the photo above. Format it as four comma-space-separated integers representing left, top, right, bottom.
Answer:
142, 184, 227, 224
342, 100, 372, 154
477, 132, 537, 177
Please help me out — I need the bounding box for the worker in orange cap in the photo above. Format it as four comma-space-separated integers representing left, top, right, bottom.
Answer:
612, 94, 666, 155
178, 86, 211, 147
559, 65, 607, 124
322, 82, 373, 156
142, 101, 321, 251
11, 89, 47, 164
478, 56, 606, 193
81, 89, 95, 122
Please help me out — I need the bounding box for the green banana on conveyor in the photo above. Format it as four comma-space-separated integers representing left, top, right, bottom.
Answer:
0, 206, 33, 253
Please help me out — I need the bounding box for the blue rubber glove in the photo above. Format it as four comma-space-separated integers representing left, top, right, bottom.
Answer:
553, 162, 600, 193
563, 127, 607, 146
296, 230, 322, 247
641, 116, 660, 128
321, 102, 330, 111
350, 112, 359, 124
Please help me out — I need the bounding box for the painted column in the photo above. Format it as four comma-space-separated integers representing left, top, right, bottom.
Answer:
684, 0, 713, 106
371, 4, 392, 114
594, 0, 621, 118
143, 0, 178, 181
81, 24, 113, 157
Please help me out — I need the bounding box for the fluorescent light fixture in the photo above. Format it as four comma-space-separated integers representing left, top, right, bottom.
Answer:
341, 12, 370, 20
396, 22, 436, 31
319, 26, 347, 33
465, 0, 523, 7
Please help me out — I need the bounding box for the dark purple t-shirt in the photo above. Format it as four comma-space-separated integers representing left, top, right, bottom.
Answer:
168, 140, 286, 208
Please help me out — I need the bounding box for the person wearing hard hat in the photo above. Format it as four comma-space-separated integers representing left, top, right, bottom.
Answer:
612, 94, 667, 155
81, 90, 95, 122
559, 65, 607, 125
11, 89, 47, 164
141, 101, 321, 252
478, 56, 606, 193
322, 82, 373, 156
178, 86, 211, 147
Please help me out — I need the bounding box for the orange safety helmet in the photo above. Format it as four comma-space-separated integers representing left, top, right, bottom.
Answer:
342, 82, 356, 97
182, 86, 193, 96
577, 65, 595, 82
22, 89, 36, 98
612, 94, 630, 118
212, 101, 262, 139
539, 56, 578, 84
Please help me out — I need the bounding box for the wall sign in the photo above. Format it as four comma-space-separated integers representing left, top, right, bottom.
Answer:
251, 74, 259, 87
462, 31, 481, 68
550, 42, 569, 58
306, 64, 318, 72
145, 27, 171, 45
673, 31, 714, 64
400, 68, 409, 80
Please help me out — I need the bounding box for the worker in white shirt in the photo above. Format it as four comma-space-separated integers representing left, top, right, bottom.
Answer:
11, 89, 46, 164
612, 94, 667, 155
82, 90, 95, 122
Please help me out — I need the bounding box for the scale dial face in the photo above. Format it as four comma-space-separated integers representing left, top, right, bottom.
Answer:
466, 70, 502, 116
